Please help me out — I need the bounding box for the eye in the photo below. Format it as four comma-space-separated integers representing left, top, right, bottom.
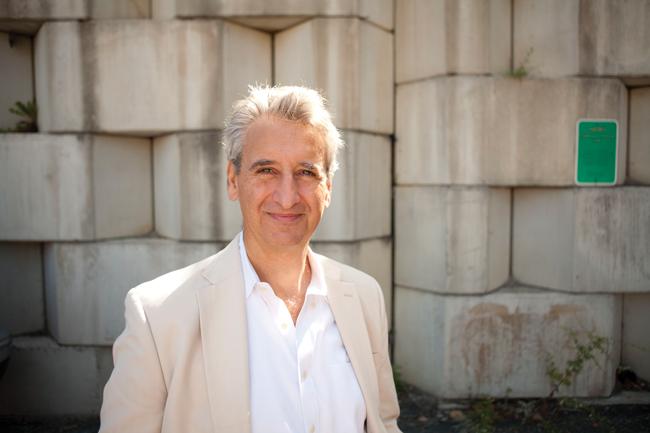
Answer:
299, 169, 316, 177
257, 167, 274, 174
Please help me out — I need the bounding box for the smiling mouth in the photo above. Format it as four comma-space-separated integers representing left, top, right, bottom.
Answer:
267, 212, 304, 223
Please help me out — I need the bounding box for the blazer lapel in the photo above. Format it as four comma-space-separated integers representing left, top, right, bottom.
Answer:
197, 239, 251, 432
325, 263, 380, 422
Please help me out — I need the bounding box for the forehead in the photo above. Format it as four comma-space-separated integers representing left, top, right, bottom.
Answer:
242, 116, 326, 162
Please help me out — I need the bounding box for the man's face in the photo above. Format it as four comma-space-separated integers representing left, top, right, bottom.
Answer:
227, 115, 332, 249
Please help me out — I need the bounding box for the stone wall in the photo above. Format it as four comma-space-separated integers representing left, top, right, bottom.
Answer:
0, 0, 393, 415
393, 0, 650, 399
0, 0, 648, 416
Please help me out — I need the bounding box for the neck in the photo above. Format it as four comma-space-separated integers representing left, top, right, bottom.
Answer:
243, 231, 311, 299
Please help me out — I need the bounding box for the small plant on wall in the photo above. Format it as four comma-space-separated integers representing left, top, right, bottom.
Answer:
545, 329, 608, 399
508, 47, 534, 79
1, 100, 38, 132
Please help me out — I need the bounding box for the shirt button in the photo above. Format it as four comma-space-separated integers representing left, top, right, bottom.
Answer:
309, 425, 315, 433
301, 370, 308, 381
281, 322, 288, 331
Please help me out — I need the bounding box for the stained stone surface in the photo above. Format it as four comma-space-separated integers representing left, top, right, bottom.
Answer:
0, 134, 152, 240
35, 20, 271, 134
396, 77, 628, 186
394, 286, 621, 398
513, 188, 650, 293
395, 186, 510, 294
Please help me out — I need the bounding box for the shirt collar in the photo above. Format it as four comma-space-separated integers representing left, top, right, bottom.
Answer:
238, 231, 327, 299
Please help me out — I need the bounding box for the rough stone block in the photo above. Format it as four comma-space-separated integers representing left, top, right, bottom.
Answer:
514, 0, 650, 78
0, 134, 152, 240
275, 18, 393, 134
313, 238, 393, 327
0, 0, 149, 34
396, 0, 511, 83
396, 77, 628, 186
154, 131, 241, 241
35, 20, 271, 134
0, 33, 33, 130
0, 336, 112, 415
622, 294, 650, 382
44, 239, 224, 346
629, 88, 650, 184
153, 0, 393, 30
0, 243, 44, 335
88, 0, 150, 18
0, 0, 85, 21
513, 188, 650, 293
395, 186, 510, 294
316, 131, 392, 241
394, 286, 621, 398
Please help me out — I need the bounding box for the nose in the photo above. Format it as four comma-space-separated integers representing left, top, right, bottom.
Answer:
273, 173, 300, 209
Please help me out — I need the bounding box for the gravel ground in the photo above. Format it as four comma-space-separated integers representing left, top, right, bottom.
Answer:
1, 386, 649, 433
0, 416, 99, 433
397, 383, 650, 433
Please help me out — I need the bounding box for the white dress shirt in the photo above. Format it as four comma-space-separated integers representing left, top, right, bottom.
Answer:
239, 233, 366, 433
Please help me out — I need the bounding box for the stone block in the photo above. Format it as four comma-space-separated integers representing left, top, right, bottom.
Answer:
88, 0, 150, 18
629, 88, 650, 184
395, 0, 511, 83
0, 33, 33, 130
513, 188, 650, 293
394, 285, 621, 398
44, 239, 224, 345
153, 0, 393, 30
0, 243, 44, 335
0, 134, 152, 240
316, 131, 392, 241
0, 0, 86, 21
275, 18, 393, 134
35, 20, 271, 134
0, 0, 149, 34
514, 0, 650, 78
396, 77, 628, 186
0, 336, 112, 415
154, 131, 241, 241
622, 294, 650, 382
395, 186, 510, 294
313, 238, 393, 327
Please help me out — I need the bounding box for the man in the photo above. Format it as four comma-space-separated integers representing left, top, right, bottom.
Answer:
99, 85, 401, 433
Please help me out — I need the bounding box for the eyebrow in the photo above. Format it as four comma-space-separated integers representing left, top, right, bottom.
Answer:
248, 160, 324, 171
300, 162, 317, 171
248, 159, 275, 171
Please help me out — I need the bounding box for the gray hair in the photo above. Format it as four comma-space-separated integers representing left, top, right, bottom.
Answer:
222, 85, 344, 178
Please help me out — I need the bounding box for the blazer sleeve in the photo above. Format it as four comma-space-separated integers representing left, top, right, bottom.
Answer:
99, 290, 167, 433
373, 281, 403, 433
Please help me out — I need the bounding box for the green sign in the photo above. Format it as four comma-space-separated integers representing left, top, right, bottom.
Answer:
575, 119, 618, 185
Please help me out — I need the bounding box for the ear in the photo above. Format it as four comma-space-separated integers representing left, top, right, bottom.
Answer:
323, 176, 332, 208
226, 161, 239, 201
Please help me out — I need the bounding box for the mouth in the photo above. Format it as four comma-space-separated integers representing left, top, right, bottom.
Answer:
267, 212, 304, 223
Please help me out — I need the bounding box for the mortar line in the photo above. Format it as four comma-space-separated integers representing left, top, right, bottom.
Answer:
509, 187, 515, 282
510, 0, 515, 71
271, 31, 276, 85
389, 0, 397, 362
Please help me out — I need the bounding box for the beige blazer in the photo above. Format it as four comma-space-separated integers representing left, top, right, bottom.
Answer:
99, 237, 401, 433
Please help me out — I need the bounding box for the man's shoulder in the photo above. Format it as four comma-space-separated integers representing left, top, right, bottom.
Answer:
316, 252, 387, 339
315, 252, 383, 301
316, 254, 379, 286
128, 245, 230, 308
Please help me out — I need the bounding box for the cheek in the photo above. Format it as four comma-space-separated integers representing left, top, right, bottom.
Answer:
303, 184, 330, 209
240, 180, 273, 204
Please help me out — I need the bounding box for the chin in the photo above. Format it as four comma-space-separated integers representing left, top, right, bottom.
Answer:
266, 231, 308, 247
262, 224, 313, 247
